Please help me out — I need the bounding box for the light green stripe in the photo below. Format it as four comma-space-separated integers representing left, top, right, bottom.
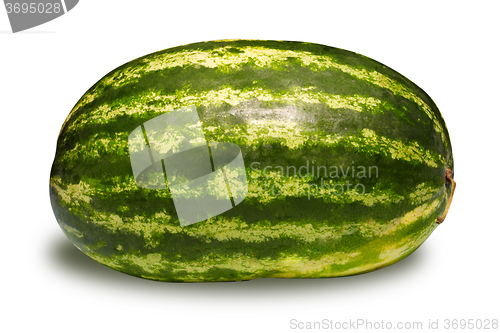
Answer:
65, 86, 388, 134
50, 177, 94, 205
60, 222, 84, 238
59, 122, 444, 170
341, 220, 437, 277
51, 176, 442, 246
246, 169, 408, 205
338, 66, 447, 147
82, 221, 437, 280
58, 132, 130, 164
359, 195, 442, 237
85, 249, 362, 280
349, 129, 444, 168
51, 170, 441, 207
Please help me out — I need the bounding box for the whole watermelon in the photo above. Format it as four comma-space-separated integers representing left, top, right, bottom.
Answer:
50, 40, 454, 282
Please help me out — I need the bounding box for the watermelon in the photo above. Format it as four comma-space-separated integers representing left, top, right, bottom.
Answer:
49, 39, 455, 282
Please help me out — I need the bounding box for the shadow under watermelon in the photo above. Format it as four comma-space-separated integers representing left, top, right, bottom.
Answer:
48, 232, 432, 298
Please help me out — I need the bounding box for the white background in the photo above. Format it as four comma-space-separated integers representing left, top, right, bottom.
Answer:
1, 1, 499, 332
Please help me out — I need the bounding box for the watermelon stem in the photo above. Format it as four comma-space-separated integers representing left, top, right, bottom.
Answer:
436, 169, 456, 224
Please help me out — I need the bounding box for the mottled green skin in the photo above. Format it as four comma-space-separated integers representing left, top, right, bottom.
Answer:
50, 40, 453, 282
